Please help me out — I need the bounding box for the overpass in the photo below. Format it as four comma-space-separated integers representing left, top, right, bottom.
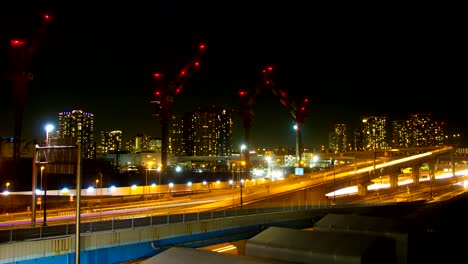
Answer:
0, 145, 464, 263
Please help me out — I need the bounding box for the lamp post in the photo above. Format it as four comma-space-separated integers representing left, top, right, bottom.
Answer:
240, 179, 244, 208
44, 124, 54, 146
40, 166, 44, 210
146, 161, 154, 194
240, 144, 246, 181
157, 166, 161, 199
333, 159, 336, 204
231, 163, 236, 186
43, 170, 47, 226
5, 182, 11, 211
98, 172, 103, 195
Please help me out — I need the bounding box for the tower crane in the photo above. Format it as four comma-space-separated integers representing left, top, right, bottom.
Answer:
237, 84, 264, 179
261, 65, 310, 167
151, 43, 206, 173
3, 9, 54, 163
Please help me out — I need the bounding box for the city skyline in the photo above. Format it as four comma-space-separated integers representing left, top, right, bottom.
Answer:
1, 2, 466, 148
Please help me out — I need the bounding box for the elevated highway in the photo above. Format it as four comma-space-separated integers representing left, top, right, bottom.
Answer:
0, 145, 465, 263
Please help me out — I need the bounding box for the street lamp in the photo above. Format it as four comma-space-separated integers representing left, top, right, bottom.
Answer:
231, 163, 236, 186
40, 166, 44, 210
240, 144, 246, 159
98, 172, 103, 195
5, 182, 10, 192
146, 161, 154, 194
44, 124, 54, 146
240, 144, 246, 181
240, 179, 244, 208
156, 166, 162, 198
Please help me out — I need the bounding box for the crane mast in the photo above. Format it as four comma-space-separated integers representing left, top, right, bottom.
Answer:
261, 66, 310, 167
4, 10, 53, 164
151, 43, 206, 173
237, 86, 264, 180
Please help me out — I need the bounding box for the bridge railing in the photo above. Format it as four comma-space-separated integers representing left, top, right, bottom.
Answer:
0, 200, 397, 244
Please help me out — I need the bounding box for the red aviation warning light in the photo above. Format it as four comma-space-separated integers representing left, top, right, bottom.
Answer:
153, 73, 163, 78
10, 39, 26, 46
239, 91, 248, 96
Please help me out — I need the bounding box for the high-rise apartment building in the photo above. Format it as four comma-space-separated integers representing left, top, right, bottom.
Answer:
170, 105, 233, 157
98, 130, 122, 154
362, 116, 388, 150
391, 119, 411, 148
329, 123, 348, 153
57, 109, 95, 159
409, 113, 432, 147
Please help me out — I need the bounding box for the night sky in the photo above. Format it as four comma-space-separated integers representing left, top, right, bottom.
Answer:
1, 1, 466, 149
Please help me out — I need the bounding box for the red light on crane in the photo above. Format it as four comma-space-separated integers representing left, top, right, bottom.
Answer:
10, 39, 26, 46
194, 62, 199, 67
180, 70, 186, 76
44, 14, 50, 20
175, 87, 182, 94
199, 44, 205, 50
153, 73, 163, 78
239, 91, 248, 96
267, 66, 273, 71
154, 91, 162, 96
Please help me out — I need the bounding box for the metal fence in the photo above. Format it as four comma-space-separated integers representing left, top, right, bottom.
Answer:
0, 201, 401, 244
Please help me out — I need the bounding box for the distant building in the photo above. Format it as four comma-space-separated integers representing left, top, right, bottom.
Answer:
98, 130, 122, 155
128, 133, 161, 153
329, 123, 348, 153
409, 113, 432, 147
170, 105, 233, 157
391, 119, 411, 148
0, 137, 35, 158
56, 109, 95, 159
362, 116, 388, 150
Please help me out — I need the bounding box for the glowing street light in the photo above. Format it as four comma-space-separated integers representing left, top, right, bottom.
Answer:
44, 124, 54, 146
6, 182, 10, 192
240, 144, 246, 159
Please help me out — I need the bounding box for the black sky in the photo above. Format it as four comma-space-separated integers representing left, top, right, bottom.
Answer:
1, 1, 466, 148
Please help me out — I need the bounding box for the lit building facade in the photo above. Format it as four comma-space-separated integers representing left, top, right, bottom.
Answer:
170, 105, 233, 157
329, 123, 348, 153
57, 109, 95, 159
99, 130, 122, 154
391, 119, 411, 148
362, 116, 388, 150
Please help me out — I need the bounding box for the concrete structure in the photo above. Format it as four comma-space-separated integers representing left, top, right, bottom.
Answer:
312, 214, 409, 264
246, 226, 396, 264
142, 247, 288, 264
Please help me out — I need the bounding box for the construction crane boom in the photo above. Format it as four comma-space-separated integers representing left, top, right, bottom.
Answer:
3, 9, 54, 163
237, 84, 264, 179
261, 65, 310, 167
151, 43, 206, 173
